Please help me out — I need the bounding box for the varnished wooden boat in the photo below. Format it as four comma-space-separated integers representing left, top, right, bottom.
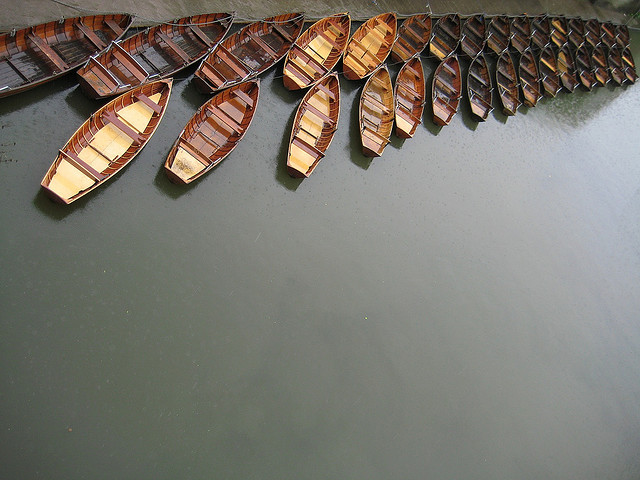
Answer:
487, 15, 511, 55
607, 48, 625, 86
282, 13, 350, 90
556, 44, 579, 92
359, 65, 394, 157
575, 45, 596, 90
286, 73, 340, 177
550, 16, 568, 48
78, 13, 233, 99
510, 15, 531, 54
615, 24, 630, 49
393, 57, 425, 138
600, 21, 616, 49
343, 13, 397, 81
41, 79, 172, 204
460, 14, 486, 58
193, 13, 304, 94
165, 79, 259, 184
584, 19, 601, 49
430, 14, 461, 61
519, 48, 541, 108
496, 51, 520, 116
0, 14, 132, 98
467, 53, 493, 121
567, 17, 585, 50
621, 47, 638, 84
432, 55, 461, 126
591, 45, 610, 87
391, 14, 431, 63
530, 15, 551, 50
539, 45, 561, 97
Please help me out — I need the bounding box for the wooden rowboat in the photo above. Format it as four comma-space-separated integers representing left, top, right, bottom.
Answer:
539, 45, 561, 97
600, 21, 616, 50
487, 15, 511, 55
1, 14, 132, 98
41, 79, 172, 204
591, 45, 610, 87
193, 13, 304, 94
359, 65, 394, 157
615, 24, 630, 50
519, 48, 541, 108
460, 14, 486, 58
432, 55, 461, 126
621, 47, 638, 84
165, 79, 259, 184
430, 14, 461, 60
467, 54, 493, 121
567, 17, 585, 50
530, 15, 551, 50
557, 44, 579, 92
343, 13, 397, 81
394, 57, 425, 138
78, 13, 233, 99
575, 45, 596, 91
510, 15, 531, 54
391, 14, 431, 63
550, 16, 568, 48
286, 73, 340, 177
584, 19, 601, 49
282, 13, 350, 90
607, 48, 625, 86
496, 51, 520, 116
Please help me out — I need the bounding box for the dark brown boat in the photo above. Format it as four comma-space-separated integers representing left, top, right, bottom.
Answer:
460, 14, 486, 58
607, 48, 625, 86
621, 47, 638, 84
510, 15, 531, 54
432, 55, 461, 126
539, 45, 561, 97
530, 15, 551, 50
343, 12, 397, 80
391, 14, 431, 63
286, 73, 340, 177
41, 79, 172, 204
164, 79, 259, 184
393, 57, 425, 138
467, 53, 493, 121
430, 14, 461, 60
556, 44, 579, 92
0, 14, 132, 98
78, 13, 233, 99
359, 65, 394, 157
282, 13, 350, 90
600, 21, 616, 49
584, 19, 601, 49
519, 48, 541, 107
487, 15, 511, 55
496, 51, 520, 116
615, 24, 630, 49
550, 16, 568, 48
192, 13, 304, 94
575, 44, 596, 90
591, 45, 610, 87
567, 17, 585, 50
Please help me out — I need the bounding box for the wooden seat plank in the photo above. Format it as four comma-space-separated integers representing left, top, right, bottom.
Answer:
250, 33, 278, 57
134, 92, 163, 114
74, 21, 107, 50
111, 42, 148, 82
233, 87, 254, 107
102, 110, 144, 144
88, 56, 120, 88
104, 19, 124, 36
6, 57, 31, 81
27, 33, 68, 71
179, 139, 212, 166
206, 104, 241, 132
292, 135, 323, 158
272, 22, 295, 42
304, 102, 333, 124
314, 81, 335, 100
188, 23, 214, 47
59, 149, 105, 181
156, 31, 190, 62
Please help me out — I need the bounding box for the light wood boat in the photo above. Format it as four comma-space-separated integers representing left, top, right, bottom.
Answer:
621, 47, 638, 84
550, 16, 568, 48
567, 17, 585, 50
391, 14, 431, 63
0, 14, 132, 98
343, 13, 397, 80
432, 55, 461, 126
460, 14, 486, 58
584, 19, 601, 49
607, 48, 625, 86
393, 57, 425, 138
539, 45, 561, 97
600, 21, 616, 49
165, 79, 259, 184
591, 45, 610, 87
467, 53, 493, 121
519, 48, 541, 108
510, 15, 531, 54
496, 51, 520, 116
530, 15, 551, 50
286, 73, 340, 177
556, 44, 579, 92
487, 15, 511, 54
615, 24, 630, 49
575, 44, 596, 91
77, 13, 233, 99
430, 14, 461, 60
282, 13, 350, 90
193, 13, 304, 94
359, 65, 393, 157
41, 79, 172, 204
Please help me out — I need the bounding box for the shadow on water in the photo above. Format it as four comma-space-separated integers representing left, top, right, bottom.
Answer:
33, 182, 96, 220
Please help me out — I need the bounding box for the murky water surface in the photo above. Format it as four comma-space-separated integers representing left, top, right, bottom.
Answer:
1, 26, 640, 480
